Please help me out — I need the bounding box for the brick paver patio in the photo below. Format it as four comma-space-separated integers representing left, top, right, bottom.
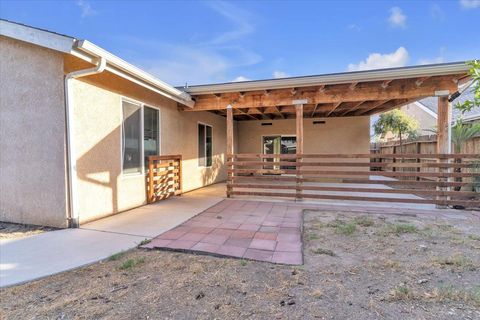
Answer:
142, 200, 303, 265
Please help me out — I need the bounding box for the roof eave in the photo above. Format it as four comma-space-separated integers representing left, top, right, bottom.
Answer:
184, 62, 470, 95
75, 40, 194, 108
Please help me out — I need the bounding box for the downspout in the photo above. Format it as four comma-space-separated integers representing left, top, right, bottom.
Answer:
64, 57, 107, 228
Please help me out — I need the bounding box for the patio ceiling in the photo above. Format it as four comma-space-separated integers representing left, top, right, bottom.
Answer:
182, 63, 470, 120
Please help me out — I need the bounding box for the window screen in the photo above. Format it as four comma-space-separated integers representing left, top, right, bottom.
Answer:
144, 106, 159, 162
198, 123, 212, 167
122, 101, 142, 174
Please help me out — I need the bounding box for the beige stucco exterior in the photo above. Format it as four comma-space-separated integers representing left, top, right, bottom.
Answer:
0, 36, 68, 227
237, 117, 370, 154
0, 36, 370, 228
71, 78, 228, 224
401, 103, 437, 135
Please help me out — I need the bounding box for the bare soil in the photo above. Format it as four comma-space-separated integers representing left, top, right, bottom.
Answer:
0, 222, 56, 240
1, 210, 479, 319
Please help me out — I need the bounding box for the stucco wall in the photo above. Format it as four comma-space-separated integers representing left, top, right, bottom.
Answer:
0, 36, 68, 227
71, 79, 227, 224
401, 103, 437, 135
237, 116, 370, 154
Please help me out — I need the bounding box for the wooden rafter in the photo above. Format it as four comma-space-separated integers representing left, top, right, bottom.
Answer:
326, 102, 343, 117
338, 101, 366, 116
354, 99, 391, 116
310, 103, 319, 117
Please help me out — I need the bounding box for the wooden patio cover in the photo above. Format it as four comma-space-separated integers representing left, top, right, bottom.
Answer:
182, 63, 470, 120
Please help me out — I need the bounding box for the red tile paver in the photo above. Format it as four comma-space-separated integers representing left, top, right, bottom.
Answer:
144, 199, 304, 265
250, 239, 277, 251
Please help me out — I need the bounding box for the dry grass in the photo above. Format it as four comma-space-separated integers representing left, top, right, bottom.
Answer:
2, 209, 479, 320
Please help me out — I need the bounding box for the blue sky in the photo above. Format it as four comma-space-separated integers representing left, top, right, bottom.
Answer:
1, 0, 479, 86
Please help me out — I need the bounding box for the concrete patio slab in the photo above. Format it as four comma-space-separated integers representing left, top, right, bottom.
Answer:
0, 184, 224, 288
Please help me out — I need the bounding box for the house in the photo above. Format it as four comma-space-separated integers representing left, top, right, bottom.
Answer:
0, 19, 474, 228
400, 88, 479, 135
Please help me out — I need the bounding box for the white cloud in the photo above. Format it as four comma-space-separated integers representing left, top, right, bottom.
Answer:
347, 24, 361, 31
273, 70, 288, 78
115, 2, 261, 86
76, 0, 97, 18
388, 7, 406, 28
430, 4, 445, 20
347, 47, 409, 71
418, 47, 447, 65
203, 1, 255, 45
232, 76, 251, 82
459, 0, 480, 9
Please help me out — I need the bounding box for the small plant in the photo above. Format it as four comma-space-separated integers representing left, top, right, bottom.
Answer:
392, 223, 417, 234
389, 284, 414, 301
427, 285, 480, 306
312, 247, 336, 256
354, 216, 375, 227
307, 233, 319, 240
336, 223, 357, 235
468, 234, 480, 241
434, 254, 476, 271
139, 239, 151, 246
119, 257, 145, 270
239, 260, 248, 266
108, 251, 125, 261
327, 219, 357, 235
379, 223, 418, 236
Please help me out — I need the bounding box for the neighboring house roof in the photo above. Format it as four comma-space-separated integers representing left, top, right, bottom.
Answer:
418, 87, 479, 123
0, 19, 194, 107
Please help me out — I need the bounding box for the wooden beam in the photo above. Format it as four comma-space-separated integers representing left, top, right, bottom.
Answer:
189, 75, 459, 111
226, 106, 234, 197
273, 106, 285, 119
326, 102, 342, 117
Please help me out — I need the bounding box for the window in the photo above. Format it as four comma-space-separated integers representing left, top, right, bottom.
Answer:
198, 123, 212, 167
122, 101, 142, 174
143, 106, 159, 161
122, 100, 160, 174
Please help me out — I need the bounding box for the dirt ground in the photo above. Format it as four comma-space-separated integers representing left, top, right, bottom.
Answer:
1, 210, 479, 319
0, 222, 56, 240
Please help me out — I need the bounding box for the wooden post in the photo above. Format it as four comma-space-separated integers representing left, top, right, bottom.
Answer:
436, 96, 450, 208
226, 105, 234, 197
147, 157, 154, 203
295, 104, 304, 201
177, 155, 183, 195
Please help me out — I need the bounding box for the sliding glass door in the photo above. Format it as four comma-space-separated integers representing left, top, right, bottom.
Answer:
262, 136, 296, 171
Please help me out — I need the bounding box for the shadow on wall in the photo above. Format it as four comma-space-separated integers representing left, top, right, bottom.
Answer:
201, 155, 223, 187
76, 124, 226, 221
76, 125, 122, 220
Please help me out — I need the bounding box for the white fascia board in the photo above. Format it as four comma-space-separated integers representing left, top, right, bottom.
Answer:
0, 20, 75, 53
413, 101, 437, 119
184, 62, 469, 94
75, 40, 194, 107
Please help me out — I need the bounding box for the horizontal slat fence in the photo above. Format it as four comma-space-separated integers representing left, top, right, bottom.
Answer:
227, 153, 480, 209
146, 155, 182, 204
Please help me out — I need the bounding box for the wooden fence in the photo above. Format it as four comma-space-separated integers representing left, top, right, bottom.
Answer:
227, 153, 480, 209
371, 135, 480, 155
146, 155, 182, 204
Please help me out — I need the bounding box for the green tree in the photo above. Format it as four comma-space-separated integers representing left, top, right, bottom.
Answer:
451, 120, 480, 153
455, 60, 480, 114
374, 109, 419, 153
